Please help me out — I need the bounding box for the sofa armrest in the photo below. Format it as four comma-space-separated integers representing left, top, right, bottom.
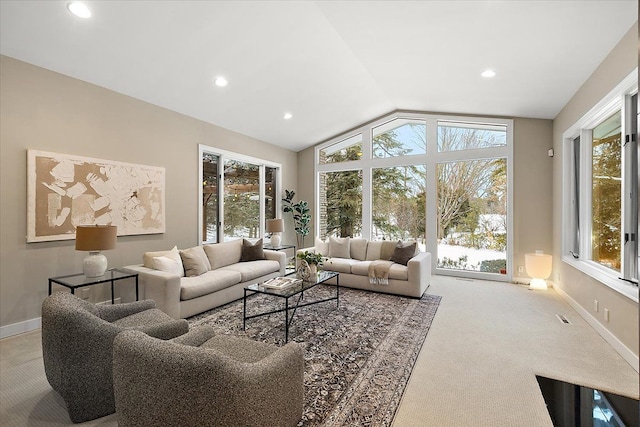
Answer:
122, 265, 182, 319
263, 250, 286, 275
407, 252, 432, 297
296, 246, 318, 257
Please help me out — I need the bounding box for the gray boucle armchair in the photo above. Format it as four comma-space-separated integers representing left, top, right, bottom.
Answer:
41, 292, 189, 423
112, 326, 305, 427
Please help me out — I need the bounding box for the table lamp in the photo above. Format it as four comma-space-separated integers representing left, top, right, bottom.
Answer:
266, 218, 284, 247
75, 225, 117, 277
525, 251, 552, 291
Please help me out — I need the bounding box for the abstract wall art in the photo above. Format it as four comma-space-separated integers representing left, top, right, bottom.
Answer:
27, 150, 165, 242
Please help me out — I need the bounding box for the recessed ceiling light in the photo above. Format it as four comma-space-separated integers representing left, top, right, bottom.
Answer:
481, 69, 496, 78
283, 113, 293, 120
214, 77, 228, 87
67, 2, 91, 18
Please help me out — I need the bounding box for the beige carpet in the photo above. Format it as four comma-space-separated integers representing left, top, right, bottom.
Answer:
1, 276, 637, 426
392, 276, 639, 427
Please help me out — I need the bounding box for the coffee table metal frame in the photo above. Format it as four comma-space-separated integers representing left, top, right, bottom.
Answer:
243, 270, 340, 342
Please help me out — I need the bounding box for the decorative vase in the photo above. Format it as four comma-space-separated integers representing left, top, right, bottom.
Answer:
297, 260, 311, 281
309, 263, 317, 276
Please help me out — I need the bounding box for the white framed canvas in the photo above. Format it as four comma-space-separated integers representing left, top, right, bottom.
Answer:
27, 150, 165, 242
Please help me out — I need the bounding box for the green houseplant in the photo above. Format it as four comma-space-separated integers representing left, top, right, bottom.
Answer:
282, 190, 311, 248
296, 250, 325, 267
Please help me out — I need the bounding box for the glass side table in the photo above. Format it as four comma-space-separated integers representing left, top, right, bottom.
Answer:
48, 268, 139, 304
263, 243, 297, 276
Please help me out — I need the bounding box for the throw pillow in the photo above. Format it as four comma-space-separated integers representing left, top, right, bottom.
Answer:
143, 246, 184, 277
389, 241, 417, 266
380, 241, 398, 261
328, 236, 350, 259
179, 246, 210, 277
152, 256, 184, 276
240, 238, 265, 262
314, 236, 329, 256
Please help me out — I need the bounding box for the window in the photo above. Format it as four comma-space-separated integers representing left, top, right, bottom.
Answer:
372, 119, 426, 158
316, 112, 513, 281
319, 134, 362, 164
199, 145, 281, 244
563, 70, 638, 297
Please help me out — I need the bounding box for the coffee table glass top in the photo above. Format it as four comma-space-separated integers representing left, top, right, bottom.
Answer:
247, 270, 339, 297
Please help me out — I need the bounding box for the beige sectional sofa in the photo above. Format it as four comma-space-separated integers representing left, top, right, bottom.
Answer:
124, 239, 285, 319
298, 237, 431, 298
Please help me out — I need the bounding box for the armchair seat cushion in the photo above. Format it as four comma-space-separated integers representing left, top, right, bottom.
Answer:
112, 308, 180, 328
201, 335, 279, 363
180, 270, 242, 301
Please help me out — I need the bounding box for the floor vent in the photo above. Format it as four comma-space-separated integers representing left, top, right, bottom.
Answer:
556, 314, 571, 325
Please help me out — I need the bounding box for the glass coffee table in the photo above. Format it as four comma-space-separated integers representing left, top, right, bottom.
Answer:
243, 270, 340, 342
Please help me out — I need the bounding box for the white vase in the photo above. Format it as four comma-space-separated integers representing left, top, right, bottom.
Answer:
309, 263, 317, 276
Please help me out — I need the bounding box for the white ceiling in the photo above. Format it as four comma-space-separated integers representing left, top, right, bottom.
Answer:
1, 1, 636, 152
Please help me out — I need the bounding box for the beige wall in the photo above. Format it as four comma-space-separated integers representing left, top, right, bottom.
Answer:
297, 117, 554, 279
552, 23, 638, 359
0, 55, 298, 331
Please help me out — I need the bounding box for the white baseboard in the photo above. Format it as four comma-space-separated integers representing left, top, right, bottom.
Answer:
552, 282, 639, 373
0, 317, 41, 339
1, 298, 121, 339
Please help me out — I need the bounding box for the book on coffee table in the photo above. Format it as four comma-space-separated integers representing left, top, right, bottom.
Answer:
261, 277, 302, 290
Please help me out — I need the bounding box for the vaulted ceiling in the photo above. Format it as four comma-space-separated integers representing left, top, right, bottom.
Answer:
1, 1, 636, 152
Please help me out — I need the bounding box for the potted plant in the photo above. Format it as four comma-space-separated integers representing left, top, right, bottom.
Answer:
282, 190, 311, 248
296, 251, 325, 276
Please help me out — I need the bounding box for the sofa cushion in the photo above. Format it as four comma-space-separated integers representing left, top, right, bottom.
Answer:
240, 238, 265, 262
350, 238, 368, 261
203, 239, 243, 270
365, 241, 397, 261
180, 270, 242, 301
220, 260, 280, 282
351, 261, 409, 280
328, 236, 350, 259
152, 256, 184, 276
390, 241, 417, 266
323, 257, 359, 274
112, 308, 178, 328
143, 246, 184, 277
315, 237, 329, 256
180, 246, 211, 276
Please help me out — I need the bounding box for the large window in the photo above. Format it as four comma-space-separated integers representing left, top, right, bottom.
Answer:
563, 70, 638, 297
316, 112, 513, 280
199, 145, 281, 244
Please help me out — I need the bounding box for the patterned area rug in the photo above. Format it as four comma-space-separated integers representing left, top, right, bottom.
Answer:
188, 285, 441, 426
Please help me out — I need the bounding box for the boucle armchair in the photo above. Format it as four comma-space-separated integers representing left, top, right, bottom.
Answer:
41, 292, 189, 423
112, 326, 305, 427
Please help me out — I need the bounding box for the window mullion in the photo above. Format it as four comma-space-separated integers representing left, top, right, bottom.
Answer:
580, 128, 593, 262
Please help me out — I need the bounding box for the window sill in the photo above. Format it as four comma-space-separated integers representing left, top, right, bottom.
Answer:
562, 256, 638, 303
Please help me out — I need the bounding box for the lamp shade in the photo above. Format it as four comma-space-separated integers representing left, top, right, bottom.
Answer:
525, 252, 552, 279
75, 225, 117, 251
266, 218, 284, 233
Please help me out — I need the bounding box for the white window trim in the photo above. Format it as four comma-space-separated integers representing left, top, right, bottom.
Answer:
561, 69, 639, 303
198, 144, 282, 245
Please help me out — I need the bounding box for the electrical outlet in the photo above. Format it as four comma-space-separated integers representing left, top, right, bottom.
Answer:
594, 300, 599, 312
517, 265, 524, 273
604, 308, 610, 322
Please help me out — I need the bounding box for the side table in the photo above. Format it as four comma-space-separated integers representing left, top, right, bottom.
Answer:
48, 268, 139, 304
263, 243, 296, 275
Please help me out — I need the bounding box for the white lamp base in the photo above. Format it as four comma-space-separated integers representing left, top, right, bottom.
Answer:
270, 233, 282, 247
529, 278, 548, 291
83, 251, 108, 277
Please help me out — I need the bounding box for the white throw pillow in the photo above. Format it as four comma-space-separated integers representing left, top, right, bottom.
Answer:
143, 245, 184, 277
314, 236, 329, 256
152, 256, 184, 276
328, 236, 351, 259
